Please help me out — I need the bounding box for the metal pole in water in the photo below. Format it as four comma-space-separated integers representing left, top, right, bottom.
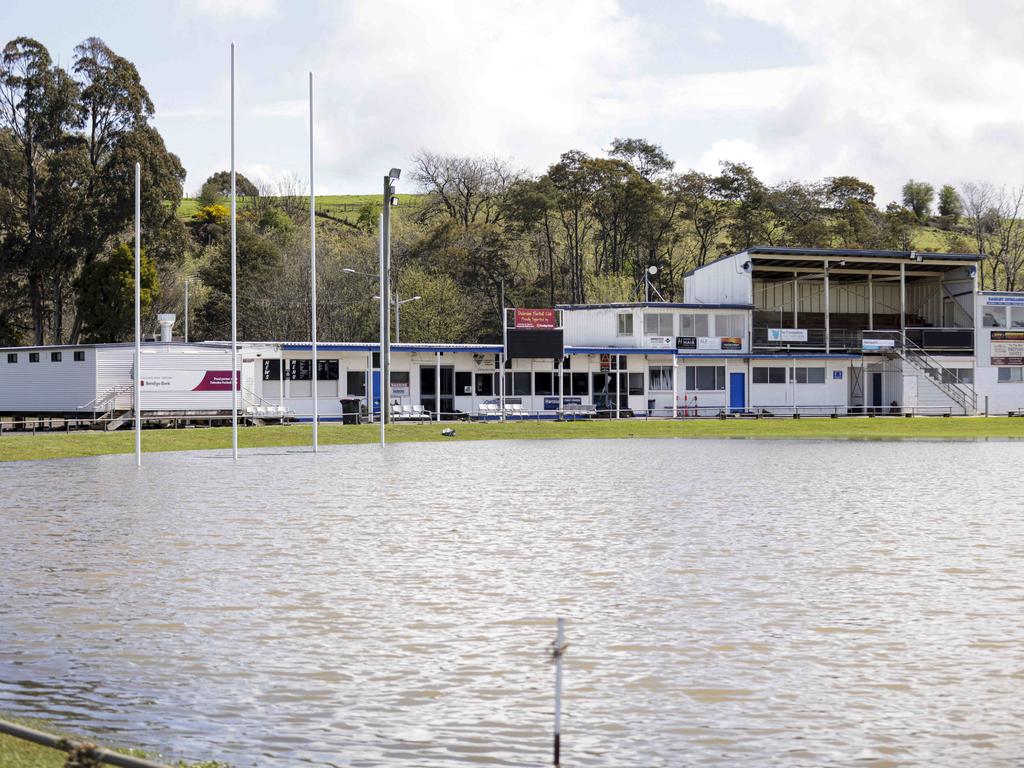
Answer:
378, 212, 385, 447
229, 42, 238, 461
134, 162, 141, 468
184, 280, 189, 343
552, 617, 566, 766
309, 71, 318, 453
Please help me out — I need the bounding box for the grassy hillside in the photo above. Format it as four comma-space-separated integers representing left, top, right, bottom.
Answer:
177, 194, 424, 223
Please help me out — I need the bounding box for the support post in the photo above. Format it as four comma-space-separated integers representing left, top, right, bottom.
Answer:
500, 282, 507, 423
558, 356, 564, 417
823, 259, 830, 355
134, 162, 141, 468
279, 351, 284, 405
672, 356, 678, 418
899, 262, 906, 334
184, 280, 189, 343
435, 351, 441, 423
382, 176, 392, 426
868, 274, 874, 331
792, 273, 798, 328
366, 352, 373, 424
378, 213, 386, 446
552, 617, 566, 767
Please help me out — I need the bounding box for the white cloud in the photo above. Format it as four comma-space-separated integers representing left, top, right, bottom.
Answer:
183, 0, 278, 21
706, 0, 1024, 201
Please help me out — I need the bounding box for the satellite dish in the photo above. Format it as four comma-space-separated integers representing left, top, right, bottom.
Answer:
647, 265, 658, 275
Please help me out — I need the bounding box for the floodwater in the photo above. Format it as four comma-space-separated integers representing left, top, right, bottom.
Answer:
1, 439, 1024, 767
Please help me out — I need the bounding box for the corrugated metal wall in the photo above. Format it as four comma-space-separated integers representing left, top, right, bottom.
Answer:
0, 348, 98, 412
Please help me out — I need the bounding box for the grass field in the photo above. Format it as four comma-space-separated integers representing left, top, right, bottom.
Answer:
2, 417, 1022, 463
0, 713, 225, 768
176, 194, 424, 223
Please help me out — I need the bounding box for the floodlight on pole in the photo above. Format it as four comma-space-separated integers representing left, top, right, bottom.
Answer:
381, 167, 401, 426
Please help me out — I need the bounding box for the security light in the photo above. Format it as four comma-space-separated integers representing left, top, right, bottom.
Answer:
389, 168, 401, 181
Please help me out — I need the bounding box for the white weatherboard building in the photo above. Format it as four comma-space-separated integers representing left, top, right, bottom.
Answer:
3, 247, 1024, 423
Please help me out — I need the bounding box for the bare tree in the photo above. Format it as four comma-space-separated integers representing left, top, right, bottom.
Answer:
961, 182, 1024, 289
411, 150, 522, 228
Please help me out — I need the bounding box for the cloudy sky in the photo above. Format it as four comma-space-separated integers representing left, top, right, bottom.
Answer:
4, 0, 1024, 202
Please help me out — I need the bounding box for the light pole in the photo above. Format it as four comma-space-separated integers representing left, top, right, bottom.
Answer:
374, 293, 422, 343
184, 280, 190, 343
343, 266, 382, 431
382, 167, 400, 425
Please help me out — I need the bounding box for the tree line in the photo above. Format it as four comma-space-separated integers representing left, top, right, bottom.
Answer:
3, 36, 1024, 348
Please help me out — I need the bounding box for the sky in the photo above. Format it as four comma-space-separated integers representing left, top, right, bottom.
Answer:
4, 0, 1024, 203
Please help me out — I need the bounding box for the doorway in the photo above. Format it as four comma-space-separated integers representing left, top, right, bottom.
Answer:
729, 372, 745, 413
420, 365, 455, 415
871, 372, 883, 410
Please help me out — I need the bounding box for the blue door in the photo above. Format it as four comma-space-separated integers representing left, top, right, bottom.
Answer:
729, 372, 745, 413
372, 370, 381, 415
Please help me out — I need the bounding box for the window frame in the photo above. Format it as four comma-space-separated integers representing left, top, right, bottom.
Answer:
28, 352, 39, 363
6, 353, 17, 364
643, 313, 673, 337
648, 365, 673, 391
616, 312, 634, 337
74, 350, 85, 362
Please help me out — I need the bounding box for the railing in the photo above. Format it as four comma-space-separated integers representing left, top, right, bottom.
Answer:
78, 385, 133, 418
0, 717, 172, 768
752, 325, 975, 354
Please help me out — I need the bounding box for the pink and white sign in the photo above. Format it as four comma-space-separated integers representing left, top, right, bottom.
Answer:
139, 370, 239, 391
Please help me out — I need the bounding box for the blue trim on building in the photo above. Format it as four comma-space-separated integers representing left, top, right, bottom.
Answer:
565, 346, 677, 355
674, 353, 861, 360
282, 342, 503, 354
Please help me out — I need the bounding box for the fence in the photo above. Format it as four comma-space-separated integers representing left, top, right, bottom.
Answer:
0, 717, 172, 768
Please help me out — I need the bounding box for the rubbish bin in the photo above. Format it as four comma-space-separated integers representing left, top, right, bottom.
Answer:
339, 397, 362, 425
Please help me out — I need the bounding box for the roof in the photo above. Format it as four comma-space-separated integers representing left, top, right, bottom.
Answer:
0, 341, 231, 352
684, 245, 982, 278
280, 341, 503, 354
557, 302, 752, 311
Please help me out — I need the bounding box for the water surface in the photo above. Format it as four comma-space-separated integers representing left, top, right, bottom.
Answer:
2, 439, 1023, 766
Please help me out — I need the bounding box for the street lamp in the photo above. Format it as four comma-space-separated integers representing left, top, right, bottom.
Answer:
374, 293, 421, 343
381, 167, 401, 425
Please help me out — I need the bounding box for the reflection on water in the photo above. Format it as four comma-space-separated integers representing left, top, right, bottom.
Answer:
2, 439, 1024, 767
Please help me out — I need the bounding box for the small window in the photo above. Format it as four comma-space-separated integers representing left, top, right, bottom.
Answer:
455, 371, 473, 395
262, 359, 281, 381
317, 360, 339, 381
289, 359, 312, 380
534, 371, 553, 396
997, 367, 1024, 383
617, 312, 634, 336
390, 370, 409, 386
346, 370, 366, 396
649, 366, 673, 391
50, 351, 62, 362
715, 314, 745, 338
371, 352, 380, 369
505, 371, 532, 395
679, 313, 711, 337
6, 353, 16, 363
793, 367, 825, 384
685, 366, 725, 391
474, 373, 495, 396
628, 372, 644, 395
643, 313, 673, 336
1011, 307, 1024, 328
753, 367, 787, 384
29, 352, 39, 363
73, 350, 85, 362
984, 310, 1005, 328
571, 372, 588, 395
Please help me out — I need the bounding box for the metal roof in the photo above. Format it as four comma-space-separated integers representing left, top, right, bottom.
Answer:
280, 341, 503, 354
557, 302, 752, 311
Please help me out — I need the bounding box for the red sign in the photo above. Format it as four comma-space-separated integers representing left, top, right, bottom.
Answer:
514, 308, 557, 328
192, 370, 240, 391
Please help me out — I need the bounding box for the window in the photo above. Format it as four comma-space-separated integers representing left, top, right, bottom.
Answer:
753, 367, 787, 384
685, 366, 726, 391
317, 360, 339, 381
73, 350, 85, 362
617, 312, 634, 336
570, 372, 588, 395
50, 351, 62, 362
371, 352, 380, 369
6, 353, 16, 363
627, 372, 644, 395
793, 367, 825, 384
997, 367, 1024, 383
390, 371, 409, 386
1011, 307, 1024, 328
534, 371, 553, 395
262, 359, 281, 381
643, 313, 673, 336
510, 372, 532, 395
649, 366, 673, 391
29, 352, 39, 363
941, 368, 974, 385
475, 373, 494, 396
455, 371, 473, 395
715, 314, 745, 338
346, 370, 366, 396
289, 359, 311, 380
679, 313, 710, 338
984, 309, 1005, 328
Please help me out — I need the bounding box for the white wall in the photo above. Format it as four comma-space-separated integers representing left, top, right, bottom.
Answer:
684, 254, 753, 305
0, 347, 98, 412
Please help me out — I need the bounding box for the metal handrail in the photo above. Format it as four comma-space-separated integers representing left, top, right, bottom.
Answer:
78, 384, 133, 413
0, 717, 172, 768
884, 331, 977, 414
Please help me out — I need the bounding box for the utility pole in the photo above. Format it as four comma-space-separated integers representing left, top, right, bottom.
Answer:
382, 168, 400, 424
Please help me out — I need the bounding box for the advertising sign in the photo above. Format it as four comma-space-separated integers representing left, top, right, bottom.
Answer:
863, 338, 896, 351
514, 308, 557, 328
140, 370, 239, 391
544, 396, 582, 410
474, 355, 496, 371
721, 337, 743, 350
647, 336, 674, 348
676, 336, 697, 350
768, 328, 808, 342
390, 383, 410, 397
986, 295, 1024, 306
833, 370, 844, 380
991, 330, 1024, 365
697, 337, 721, 351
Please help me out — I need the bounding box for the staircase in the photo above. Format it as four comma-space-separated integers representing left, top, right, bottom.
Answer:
79, 385, 134, 430
890, 333, 976, 415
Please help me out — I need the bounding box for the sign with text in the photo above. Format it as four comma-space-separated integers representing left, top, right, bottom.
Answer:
676, 336, 697, 350
991, 330, 1024, 365
544, 396, 582, 410
768, 328, 808, 342
721, 337, 742, 350
514, 308, 557, 328
647, 336, 674, 348
833, 370, 844, 380
863, 338, 896, 351
697, 337, 720, 351
140, 370, 239, 391
986, 295, 1024, 306
390, 383, 410, 397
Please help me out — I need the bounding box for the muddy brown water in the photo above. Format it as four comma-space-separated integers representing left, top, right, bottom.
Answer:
1, 439, 1023, 766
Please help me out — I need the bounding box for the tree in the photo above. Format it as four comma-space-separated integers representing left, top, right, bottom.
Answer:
198, 169, 258, 206
607, 137, 674, 180
670, 171, 730, 269
937, 184, 962, 219
76, 242, 158, 342
546, 150, 596, 303
411, 150, 520, 229
901, 179, 934, 221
